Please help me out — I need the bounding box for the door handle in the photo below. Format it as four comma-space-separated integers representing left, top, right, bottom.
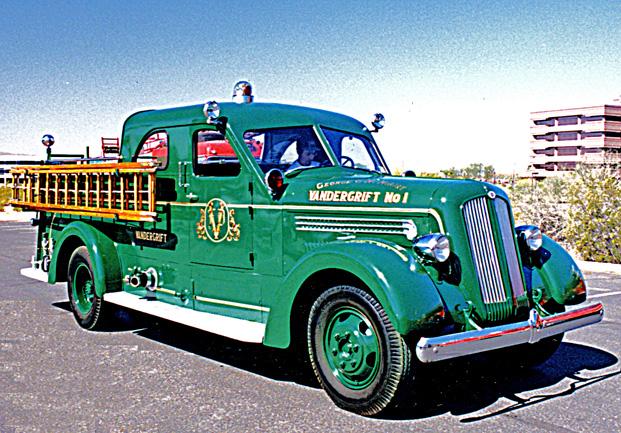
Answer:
186, 192, 199, 202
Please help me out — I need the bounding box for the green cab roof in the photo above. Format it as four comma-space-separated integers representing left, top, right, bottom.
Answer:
121, 102, 369, 157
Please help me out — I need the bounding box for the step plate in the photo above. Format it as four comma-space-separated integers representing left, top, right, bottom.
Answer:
104, 291, 265, 343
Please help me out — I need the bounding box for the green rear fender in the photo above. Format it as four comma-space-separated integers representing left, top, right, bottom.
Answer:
530, 235, 587, 305
263, 240, 445, 348
49, 222, 122, 297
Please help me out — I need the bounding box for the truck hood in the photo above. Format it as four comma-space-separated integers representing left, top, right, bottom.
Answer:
280, 167, 508, 223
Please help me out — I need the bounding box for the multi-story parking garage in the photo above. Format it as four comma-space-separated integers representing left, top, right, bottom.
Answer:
528, 105, 621, 179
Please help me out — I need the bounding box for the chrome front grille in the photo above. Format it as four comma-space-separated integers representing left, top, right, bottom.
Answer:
462, 196, 525, 309
463, 197, 506, 304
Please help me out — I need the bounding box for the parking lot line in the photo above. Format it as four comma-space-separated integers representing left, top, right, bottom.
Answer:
588, 291, 621, 299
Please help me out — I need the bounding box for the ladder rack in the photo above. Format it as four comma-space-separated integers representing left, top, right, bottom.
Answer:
10, 162, 159, 222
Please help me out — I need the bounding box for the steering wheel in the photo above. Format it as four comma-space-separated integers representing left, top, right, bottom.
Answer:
340, 156, 355, 168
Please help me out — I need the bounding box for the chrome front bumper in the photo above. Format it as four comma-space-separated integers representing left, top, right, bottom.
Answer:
415, 302, 604, 363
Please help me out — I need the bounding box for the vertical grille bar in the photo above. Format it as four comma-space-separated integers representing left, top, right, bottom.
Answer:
494, 199, 526, 298
463, 197, 506, 304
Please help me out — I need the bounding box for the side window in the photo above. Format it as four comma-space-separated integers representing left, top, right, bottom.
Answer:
341, 136, 374, 170
244, 127, 331, 174
136, 131, 168, 168
194, 130, 241, 177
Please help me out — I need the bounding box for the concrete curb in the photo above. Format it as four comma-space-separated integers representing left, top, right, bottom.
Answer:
577, 260, 621, 276
0, 210, 36, 223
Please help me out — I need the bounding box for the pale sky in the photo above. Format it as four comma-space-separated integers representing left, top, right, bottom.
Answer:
2, 0, 621, 174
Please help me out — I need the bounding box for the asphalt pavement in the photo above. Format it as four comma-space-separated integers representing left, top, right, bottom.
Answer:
1, 221, 620, 433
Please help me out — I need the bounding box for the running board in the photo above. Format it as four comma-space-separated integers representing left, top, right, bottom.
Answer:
104, 291, 266, 344
20, 267, 49, 283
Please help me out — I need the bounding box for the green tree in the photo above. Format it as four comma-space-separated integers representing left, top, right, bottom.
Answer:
440, 167, 461, 178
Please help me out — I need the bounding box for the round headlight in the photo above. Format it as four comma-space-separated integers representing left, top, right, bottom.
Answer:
516, 225, 543, 251
414, 234, 450, 263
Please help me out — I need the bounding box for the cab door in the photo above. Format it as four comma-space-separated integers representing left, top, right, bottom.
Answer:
183, 126, 261, 322
186, 127, 254, 269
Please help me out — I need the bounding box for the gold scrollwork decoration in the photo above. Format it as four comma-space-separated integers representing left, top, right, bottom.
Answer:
196, 198, 241, 243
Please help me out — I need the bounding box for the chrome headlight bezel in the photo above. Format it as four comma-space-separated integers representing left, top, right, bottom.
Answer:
414, 233, 451, 263
516, 225, 543, 251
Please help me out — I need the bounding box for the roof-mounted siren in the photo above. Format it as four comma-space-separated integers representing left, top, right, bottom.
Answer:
232, 80, 254, 104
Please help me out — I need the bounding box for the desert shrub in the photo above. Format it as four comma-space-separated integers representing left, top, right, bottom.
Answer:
508, 177, 570, 245
0, 185, 11, 210
564, 165, 621, 264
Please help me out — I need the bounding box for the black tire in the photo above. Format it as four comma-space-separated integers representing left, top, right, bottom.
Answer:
307, 285, 411, 416
67, 246, 106, 330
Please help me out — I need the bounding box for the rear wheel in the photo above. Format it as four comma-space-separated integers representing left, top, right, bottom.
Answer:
307, 285, 411, 416
67, 246, 106, 330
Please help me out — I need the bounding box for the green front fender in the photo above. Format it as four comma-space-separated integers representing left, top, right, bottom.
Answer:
530, 235, 587, 305
49, 222, 122, 297
263, 239, 445, 348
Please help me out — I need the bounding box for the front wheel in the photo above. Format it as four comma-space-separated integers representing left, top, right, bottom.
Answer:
67, 246, 107, 330
307, 285, 411, 416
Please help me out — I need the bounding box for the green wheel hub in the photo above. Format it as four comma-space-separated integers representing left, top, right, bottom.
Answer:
72, 262, 95, 316
324, 307, 381, 390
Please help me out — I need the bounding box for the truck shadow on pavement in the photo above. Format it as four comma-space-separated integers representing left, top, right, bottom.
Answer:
53, 301, 620, 420
386, 344, 619, 421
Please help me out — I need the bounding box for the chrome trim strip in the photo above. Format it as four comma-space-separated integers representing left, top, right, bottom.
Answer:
415, 303, 604, 363
194, 295, 270, 312
158, 201, 445, 233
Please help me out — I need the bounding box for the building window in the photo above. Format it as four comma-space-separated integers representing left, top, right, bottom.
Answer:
534, 133, 555, 141
557, 116, 579, 126
558, 132, 578, 141
581, 131, 603, 139
557, 147, 577, 156
583, 147, 602, 154
582, 115, 603, 123
534, 119, 555, 126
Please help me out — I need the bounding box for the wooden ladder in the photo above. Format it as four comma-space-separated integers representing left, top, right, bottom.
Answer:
10, 162, 159, 222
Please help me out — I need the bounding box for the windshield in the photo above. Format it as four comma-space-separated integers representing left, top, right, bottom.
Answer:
243, 126, 333, 174
321, 127, 389, 173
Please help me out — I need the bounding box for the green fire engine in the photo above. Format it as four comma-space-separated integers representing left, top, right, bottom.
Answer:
11, 82, 603, 416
